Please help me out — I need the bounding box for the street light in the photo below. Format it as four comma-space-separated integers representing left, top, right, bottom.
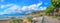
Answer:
54, 9, 56, 16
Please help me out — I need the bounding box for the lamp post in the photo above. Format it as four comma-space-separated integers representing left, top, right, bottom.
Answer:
54, 9, 56, 17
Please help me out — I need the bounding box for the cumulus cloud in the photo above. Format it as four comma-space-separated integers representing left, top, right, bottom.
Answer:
0, 2, 46, 15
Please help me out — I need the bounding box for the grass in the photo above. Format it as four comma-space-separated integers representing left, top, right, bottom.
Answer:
53, 16, 58, 19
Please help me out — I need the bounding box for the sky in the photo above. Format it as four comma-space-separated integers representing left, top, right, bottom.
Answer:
0, 0, 51, 16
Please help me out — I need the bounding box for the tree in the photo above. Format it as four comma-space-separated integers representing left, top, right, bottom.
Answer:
46, 5, 54, 15
51, 0, 60, 7
45, 0, 60, 16
46, 5, 54, 13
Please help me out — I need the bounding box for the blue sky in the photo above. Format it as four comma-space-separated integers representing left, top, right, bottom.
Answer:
0, 0, 51, 16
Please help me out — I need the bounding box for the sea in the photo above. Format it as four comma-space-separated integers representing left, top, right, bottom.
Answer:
0, 14, 28, 20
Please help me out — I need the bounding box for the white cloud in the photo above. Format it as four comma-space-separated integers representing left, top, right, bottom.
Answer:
39, 7, 46, 10
21, 2, 42, 11
1, 5, 4, 8
1, 4, 13, 8
37, 2, 42, 7
0, 2, 46, 15
21, 6, 28, 11
0, 4, 21, 14
1, 0, 4, 2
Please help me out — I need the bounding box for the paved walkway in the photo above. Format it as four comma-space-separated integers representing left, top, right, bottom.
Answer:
32, 16, 60, 23
43, 16, 57, 23
57, 20, 60, 23
47, 16, 60, 23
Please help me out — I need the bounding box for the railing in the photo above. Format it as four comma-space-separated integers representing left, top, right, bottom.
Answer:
10, 16, 58, 23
